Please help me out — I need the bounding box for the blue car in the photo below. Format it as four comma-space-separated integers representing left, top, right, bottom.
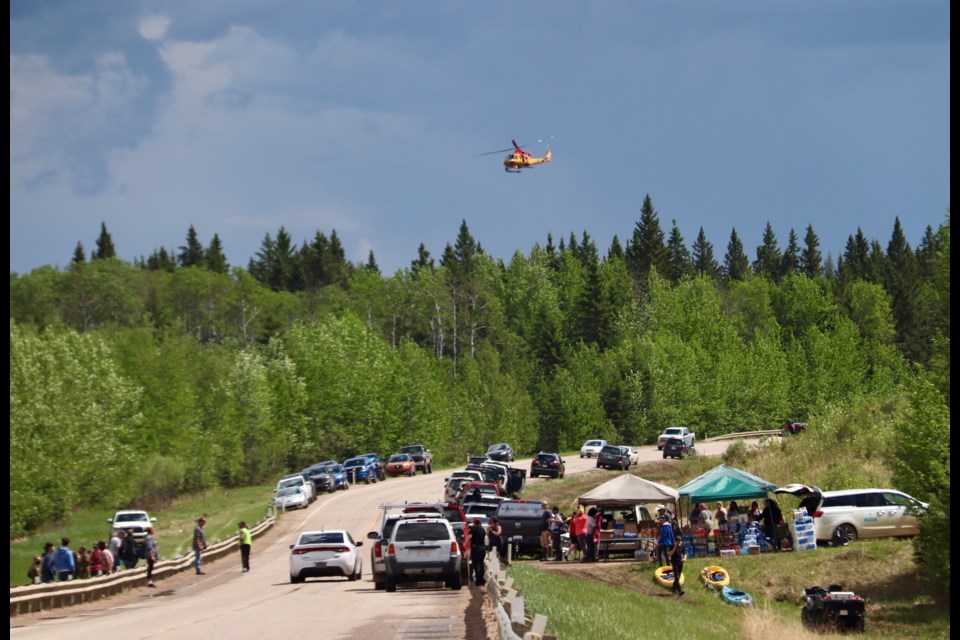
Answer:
343, 456, 378, 484
320, 460, 350, 491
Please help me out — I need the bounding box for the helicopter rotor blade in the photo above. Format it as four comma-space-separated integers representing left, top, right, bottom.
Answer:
474, 147, 515, 157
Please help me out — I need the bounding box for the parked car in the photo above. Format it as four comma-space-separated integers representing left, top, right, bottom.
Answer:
444, 477, 472, 503
622, 446, 639, 465
493, 499, 545, 557
780, 420, 808, 436
397, 445, 433, 474
445, 469, 485, 486
319, 460, 350, 490
301, 463, 335, 494
289, 529, 363, 583
385, 453, 416, 477
359, 453, 387, 481
657, 426, 695, 451
597, 444, 631, 470
530, 452, 565, 479
466, 455, 490, 465
775, 485, 929, 543
580, 439, 607, 458
662, 437, 694, 459
383, 516, 463, 592
463, 500, 502, 529
343, 456, 379, 484
275, 486, 309, 510
107, 509, 157, 546
457, 481, 502, 505
276, 474, 316, 503
486, 443, 515, 462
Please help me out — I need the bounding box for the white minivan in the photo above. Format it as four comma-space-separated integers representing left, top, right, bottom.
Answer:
776, 485, 928, 543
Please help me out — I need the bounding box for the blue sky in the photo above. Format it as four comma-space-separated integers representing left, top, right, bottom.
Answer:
10, 1, 950, 276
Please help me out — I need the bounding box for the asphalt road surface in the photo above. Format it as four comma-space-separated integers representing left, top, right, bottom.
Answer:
11, 438, 759, 640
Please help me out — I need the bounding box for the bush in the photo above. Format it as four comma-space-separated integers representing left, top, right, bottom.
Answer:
135, 455, 186, 510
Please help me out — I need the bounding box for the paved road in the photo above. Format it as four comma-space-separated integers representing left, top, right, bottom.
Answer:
11, 438, 758, 639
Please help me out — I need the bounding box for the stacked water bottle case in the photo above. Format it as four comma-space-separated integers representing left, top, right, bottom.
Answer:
789, 508, 818, 551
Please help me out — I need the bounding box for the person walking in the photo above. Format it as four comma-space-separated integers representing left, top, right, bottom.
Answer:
53, 537, 76, 581
238, 521, 252, 572
40, 543, 57, 583
144, 526, 159, 587
193, 517, 208, 574
467, 517, 487, 587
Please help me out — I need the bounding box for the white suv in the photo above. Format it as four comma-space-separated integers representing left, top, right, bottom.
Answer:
383, 517, 462, 592
108, 509, 157, 545
277, 473, 315, 504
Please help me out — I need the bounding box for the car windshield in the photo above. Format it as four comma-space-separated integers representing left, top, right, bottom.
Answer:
343, 458, 364, 467
497, 502, 541, 517
389, 454, 410, 462
666, 438, 682, 446
278, 478, 303, 488
305, 467, 328, 477
277, 487, 301, 497
115, 512, 148, 523
601, 445, 621, 454
399, 446, 422, 454
395, 522, 450, 542
585, 440, 603, 447
297, 532, 344, 545
465, 503, 499, 516
488, 444, 507, 452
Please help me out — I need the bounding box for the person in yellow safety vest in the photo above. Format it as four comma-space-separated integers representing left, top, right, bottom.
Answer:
238, 521, 252, 572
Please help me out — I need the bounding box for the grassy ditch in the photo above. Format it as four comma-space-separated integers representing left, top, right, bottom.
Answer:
10, 484, 273, 587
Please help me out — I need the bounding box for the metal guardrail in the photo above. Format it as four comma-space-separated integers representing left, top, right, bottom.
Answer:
484, 555, 552, 640
702, 429, 781, 441
9, 517, 275, 616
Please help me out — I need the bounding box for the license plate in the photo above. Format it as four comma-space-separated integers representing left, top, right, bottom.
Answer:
417, 550, 429, 557
839, 610, 848, 616
314, 562, 327, 568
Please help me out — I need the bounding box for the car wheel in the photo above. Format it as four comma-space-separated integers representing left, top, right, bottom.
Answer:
596, 462, 601, 468
559, 471, 564, 479
836, 523, 858, 542
663, 453, 667, 459
290, 573, 303, 584
580, 454, 584, 458
449, 571, 462, 590
385, 576, 397, 592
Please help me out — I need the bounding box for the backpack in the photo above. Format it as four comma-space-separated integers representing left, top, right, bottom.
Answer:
137, 543, 147, 559
120, 535, 138, 562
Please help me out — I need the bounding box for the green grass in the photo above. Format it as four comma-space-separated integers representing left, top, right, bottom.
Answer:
10, 484, 274, 587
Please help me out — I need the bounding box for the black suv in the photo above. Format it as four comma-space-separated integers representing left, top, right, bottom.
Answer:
596, 444, 631, 470
301, 463, 334, 493
530, 452, 565, 479
485, 443, 515, 462
662, 437, 694, 459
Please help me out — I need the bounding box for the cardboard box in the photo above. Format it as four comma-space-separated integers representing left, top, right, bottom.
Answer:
600, 529, 614, 540
748, 545, 761, 555
623, 522, 638, 535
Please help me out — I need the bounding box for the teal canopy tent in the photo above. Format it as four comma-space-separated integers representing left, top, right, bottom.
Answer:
677, 464, 777, 505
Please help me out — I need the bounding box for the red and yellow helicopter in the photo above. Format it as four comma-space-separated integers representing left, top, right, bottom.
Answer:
477, 139, 552, 173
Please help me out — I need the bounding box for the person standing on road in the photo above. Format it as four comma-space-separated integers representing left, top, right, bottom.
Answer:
40, 543, 57, 583
144, 526, 159, 587
119, 530, 139, 570
238, 521, 252, 572
468, 517, 487, 587
193, 517, 208, 574
53, 537, 76, 581
99, 540, 114, 576
76, 545, 90, 579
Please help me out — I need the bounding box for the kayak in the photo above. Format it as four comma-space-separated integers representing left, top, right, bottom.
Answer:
654, 565, 685, 588
721, 585, 753, 606
700, 565, 730, 589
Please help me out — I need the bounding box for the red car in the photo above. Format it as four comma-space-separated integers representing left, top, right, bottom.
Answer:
456, 481, 501, 505
385, 453, 416, 477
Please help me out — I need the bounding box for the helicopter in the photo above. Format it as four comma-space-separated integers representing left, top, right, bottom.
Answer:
476, 139, 552, 173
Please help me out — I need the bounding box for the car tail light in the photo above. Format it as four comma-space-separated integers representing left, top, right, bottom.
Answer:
450, 542, 459, 556
387, 543, 396, 557
373, 543, 383, 558
550, 462, 559, 467
812, 510, 823, 518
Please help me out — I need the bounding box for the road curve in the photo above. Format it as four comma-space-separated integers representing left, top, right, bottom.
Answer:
11, 439, 758, 639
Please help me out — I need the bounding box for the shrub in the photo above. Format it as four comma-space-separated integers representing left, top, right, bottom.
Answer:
135, 454, 186, 510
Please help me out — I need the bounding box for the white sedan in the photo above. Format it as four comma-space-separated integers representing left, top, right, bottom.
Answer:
289, 530, 363, 583
274, 486, 309, 511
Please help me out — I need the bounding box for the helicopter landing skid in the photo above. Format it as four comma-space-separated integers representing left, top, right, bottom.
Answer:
505, 168, 522, 173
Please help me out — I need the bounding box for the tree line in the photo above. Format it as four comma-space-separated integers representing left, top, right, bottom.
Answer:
10, 197, 949, 544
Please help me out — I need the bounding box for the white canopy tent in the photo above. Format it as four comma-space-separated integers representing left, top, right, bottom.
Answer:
578, 473, 680, 509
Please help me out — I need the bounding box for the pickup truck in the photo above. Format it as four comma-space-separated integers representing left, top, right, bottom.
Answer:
657, 427, 695, 451
398, 444, 433, 474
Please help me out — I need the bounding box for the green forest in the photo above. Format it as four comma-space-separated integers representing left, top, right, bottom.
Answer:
10, 196, 949, 568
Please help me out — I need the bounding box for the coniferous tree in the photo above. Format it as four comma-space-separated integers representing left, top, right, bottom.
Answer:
781, 228, 800, 278
365, 250, 380, 274
839, 228, 870, 285
411, 243, 434, 278
916, 224, 942, 281
625, 194, 668, 283
723, 228, 750, 282
800, 224, 822, 278
885, 217, 923, 361
545, 233, 559, 271
178, 225, 205, 268
248, 232, 274, 286
325, 229, 350, 287
753, 221, 783, 281
72, 242, 86, 264
691, 227, 720, 280
867, 240, 888, 284
205, 234, 228, 273
666, 220, 692, 284
301, 230, 329, 290
93, 222, 116, 260
145, 247, 177, 272
607, 235, 624, 262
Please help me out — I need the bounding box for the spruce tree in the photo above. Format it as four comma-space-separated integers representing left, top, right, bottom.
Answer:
607, 235, 624, 262
326, 229, 350, 287
781, 228, 800, 279
205, 233, 228, 273
800, 224, 822, 278
625, 194, 668, 283
752, 221, 783, 281
178, 225, 205, 268
72, 242, 86, 264
93, 222, 116, 260
666, 220, 692, 284
691, 227, 720, 280
411, 243, 434, 278
723, 228, 750, 282
365, 250, 380, 274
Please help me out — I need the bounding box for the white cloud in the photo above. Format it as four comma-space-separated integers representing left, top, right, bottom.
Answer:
139, 15, 171, 42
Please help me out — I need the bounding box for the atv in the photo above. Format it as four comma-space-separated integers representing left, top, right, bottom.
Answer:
801, 584, 865, 633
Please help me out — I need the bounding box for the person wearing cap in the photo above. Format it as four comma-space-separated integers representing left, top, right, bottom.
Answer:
238, 521, 252, 573
193, 517, 208, 575
467, 516, 487, 587
486, 516, 503, 560
655, 505, 670, 566
657, 511, 684, 595
40, 542, 57, 583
